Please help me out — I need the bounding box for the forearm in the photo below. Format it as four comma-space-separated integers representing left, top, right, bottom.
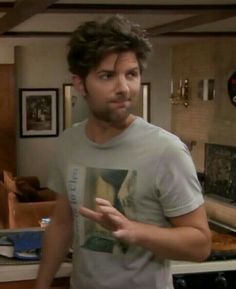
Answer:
34, 220, 73, 289
34, 195, 74, 289
131, 222, 211, 262
80, 199, 211, 263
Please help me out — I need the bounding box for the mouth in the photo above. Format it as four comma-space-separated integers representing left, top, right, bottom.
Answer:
110, 98, 131, 108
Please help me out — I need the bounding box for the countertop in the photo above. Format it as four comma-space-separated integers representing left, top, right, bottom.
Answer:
1, 259, 236, 282
1, 226, 236, 281
0, 261, 72, 282
171, 259, 236, 274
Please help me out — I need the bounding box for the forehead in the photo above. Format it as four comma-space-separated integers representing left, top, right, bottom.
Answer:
96, 51, 139, 71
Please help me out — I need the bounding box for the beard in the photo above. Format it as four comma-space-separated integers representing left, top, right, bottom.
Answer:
90, 103, 132, 124
85, 89, 136, 124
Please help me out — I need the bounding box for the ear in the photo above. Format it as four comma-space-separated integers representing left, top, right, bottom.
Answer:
72, 74, 85, 95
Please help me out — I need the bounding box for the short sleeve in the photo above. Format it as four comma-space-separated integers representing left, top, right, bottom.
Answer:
156, 140, 204, 217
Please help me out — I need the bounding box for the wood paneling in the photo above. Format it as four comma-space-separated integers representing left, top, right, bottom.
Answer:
0, 64, 16, 176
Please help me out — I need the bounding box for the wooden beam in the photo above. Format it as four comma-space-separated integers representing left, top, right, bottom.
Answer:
46, 4, 236, 15
2, 31, 70, 37
2, 31, 236, 38
1, 3, 236, 14
159, 31, 236, 38
0, 2, 14, 12
1, 3, 236, 37
147, 10, 236, 36
0, 0, 59, 34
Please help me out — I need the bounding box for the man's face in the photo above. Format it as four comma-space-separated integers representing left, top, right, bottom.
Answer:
82, 51, 141, 124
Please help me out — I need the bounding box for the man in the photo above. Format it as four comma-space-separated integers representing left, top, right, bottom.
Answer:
35, 15, 211, 289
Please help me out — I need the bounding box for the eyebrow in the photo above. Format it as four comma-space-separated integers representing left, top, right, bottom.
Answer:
96, 69, 114, 74
97, 66, 140, 74
127, 67, 140, 72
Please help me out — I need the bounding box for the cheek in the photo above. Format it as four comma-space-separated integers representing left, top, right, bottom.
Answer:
86, 88, 107, 109
87, 79, 112, 96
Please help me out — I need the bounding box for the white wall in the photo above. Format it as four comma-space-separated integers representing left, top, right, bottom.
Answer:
15, 39, 172, 186
16, 39, 70, 185
0, 46, 14, 64
143, 40, 172, 130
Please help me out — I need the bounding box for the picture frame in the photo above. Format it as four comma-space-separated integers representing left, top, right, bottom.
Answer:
19, 88, 59, 137
63, 82, 151, 130
136, 82, 151, 122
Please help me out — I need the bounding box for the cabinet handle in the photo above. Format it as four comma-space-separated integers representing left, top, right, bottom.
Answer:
175, 277, 187, 289
215, 272, 227, 289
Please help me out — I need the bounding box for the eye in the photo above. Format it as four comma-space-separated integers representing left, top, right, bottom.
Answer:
127, 70, 140, 80
99, 72, 114, 80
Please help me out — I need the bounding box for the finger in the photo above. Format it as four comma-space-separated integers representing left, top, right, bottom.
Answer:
79, 206, 102, 222
113, 229, 135, 243
95, 198, 112, 206
108, 214, 123, 226
97, 205, 123, 217
112, 229, 124, 239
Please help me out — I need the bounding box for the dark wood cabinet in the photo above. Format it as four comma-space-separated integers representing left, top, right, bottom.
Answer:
0, 64, 16, 177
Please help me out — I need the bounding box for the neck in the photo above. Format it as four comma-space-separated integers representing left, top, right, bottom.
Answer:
86, 115, 136, 144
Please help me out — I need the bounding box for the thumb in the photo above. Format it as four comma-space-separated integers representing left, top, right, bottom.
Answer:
112, 229, 127, 239
112, 227, 136, 244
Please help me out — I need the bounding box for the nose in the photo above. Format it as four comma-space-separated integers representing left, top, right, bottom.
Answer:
115, 76, 129, 96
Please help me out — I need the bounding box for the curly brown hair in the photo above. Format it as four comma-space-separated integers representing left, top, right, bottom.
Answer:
67, 15, 152, 80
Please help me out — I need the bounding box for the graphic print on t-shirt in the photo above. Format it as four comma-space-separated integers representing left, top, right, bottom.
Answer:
78, 167, 137, 255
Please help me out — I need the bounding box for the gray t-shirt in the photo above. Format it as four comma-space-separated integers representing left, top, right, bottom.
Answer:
48, 117, 203, 289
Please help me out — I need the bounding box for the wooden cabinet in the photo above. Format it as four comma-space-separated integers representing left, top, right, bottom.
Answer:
0, 64, 16, 176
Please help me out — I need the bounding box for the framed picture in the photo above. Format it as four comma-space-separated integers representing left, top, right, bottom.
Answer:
204, 143, 236, 201
140, 82, 151, 122
63, 83, 89, 130
19, 88, 59, 137
63, 82, 151, 130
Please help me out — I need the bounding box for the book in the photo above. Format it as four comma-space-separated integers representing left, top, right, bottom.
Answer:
0, 236, 14, 258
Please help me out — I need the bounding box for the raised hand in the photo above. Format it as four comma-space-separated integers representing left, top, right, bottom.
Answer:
79, 197, 138, 244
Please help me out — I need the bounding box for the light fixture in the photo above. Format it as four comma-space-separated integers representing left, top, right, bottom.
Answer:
170, 79, 190, 107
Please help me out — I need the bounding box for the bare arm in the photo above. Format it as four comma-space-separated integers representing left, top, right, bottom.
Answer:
79, 198, 211, 262
34, 194, 73, 289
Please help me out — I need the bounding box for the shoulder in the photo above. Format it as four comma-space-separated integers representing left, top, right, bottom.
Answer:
133, 117, 184, 151
55, 120, 87, 151
60, 120, 86, 140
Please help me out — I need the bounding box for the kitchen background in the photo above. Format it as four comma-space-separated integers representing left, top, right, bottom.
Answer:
1, 38, 172, 186
2, 37, 236, 188
1, 2, 236, 288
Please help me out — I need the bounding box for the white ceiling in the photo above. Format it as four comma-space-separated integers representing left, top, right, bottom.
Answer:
0, 0, 236, 45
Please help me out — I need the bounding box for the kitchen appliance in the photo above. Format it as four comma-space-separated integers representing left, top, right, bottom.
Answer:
174, 143, 236, 288
173, 219, 236, 289
173, 270, 236, 289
